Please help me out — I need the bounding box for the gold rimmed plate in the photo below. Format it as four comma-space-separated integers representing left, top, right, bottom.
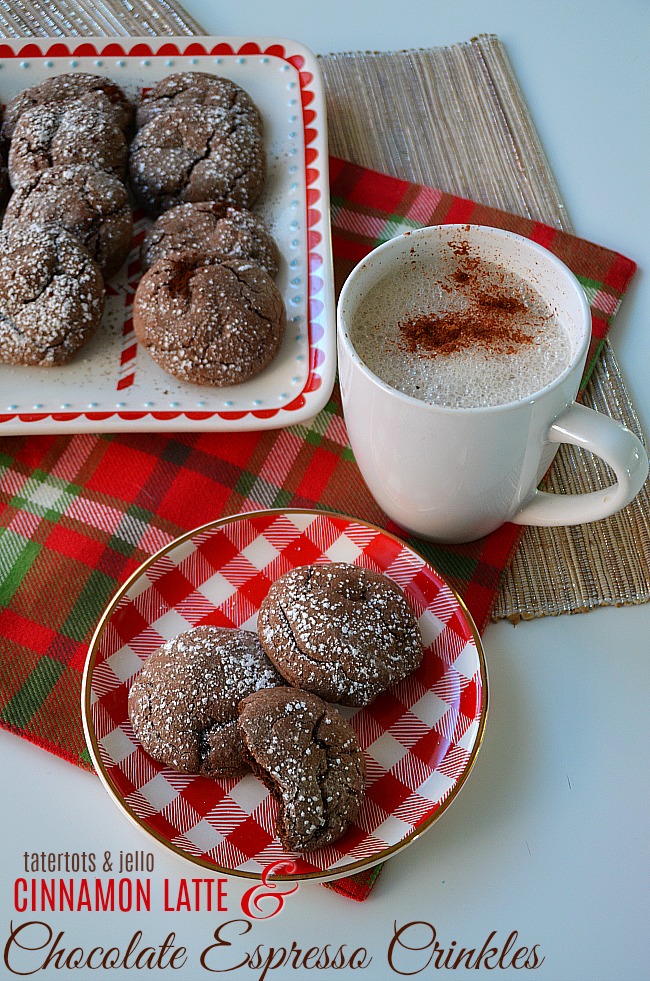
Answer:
82, 508, 487, 882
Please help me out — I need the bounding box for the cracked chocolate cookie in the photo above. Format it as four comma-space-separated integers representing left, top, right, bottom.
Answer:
8, 102, 129, 188
140, 200, 280, 277
2, 164, 133, 279
128, 626, 285, 777
136, 71, 262, 131
133, 252, 285, 386
0, 223, 104, 366
238, 687, 366, 852
257, 563, 424, 707
2, 71, 134, 139
0, 117, 9, 210
128, 105, 265, 217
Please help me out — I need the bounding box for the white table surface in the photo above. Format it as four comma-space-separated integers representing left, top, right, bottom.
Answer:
1, 3, 648, 979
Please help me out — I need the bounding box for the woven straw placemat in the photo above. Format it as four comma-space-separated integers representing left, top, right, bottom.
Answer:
0, 0, 647, 620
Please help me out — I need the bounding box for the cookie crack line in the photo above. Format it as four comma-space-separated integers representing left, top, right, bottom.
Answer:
180, 141, 212, 184
64, 171, 127, 220
275, 599, 358, 690
303, 708, 362, 846
222, 263, 277, 327
181, 115, 240, 180
0, 311, 26, 339
16, 266, 57, 309
207, 122, 259, 192
197, 717, 230, 764
265, 707, 331, 841
301, 709, 332, 839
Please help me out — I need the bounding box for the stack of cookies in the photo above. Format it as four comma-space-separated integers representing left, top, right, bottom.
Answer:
128, 562, 424, 853
0, 72, 135, 365
130, 72, 285, 387
0, 68, 285, 384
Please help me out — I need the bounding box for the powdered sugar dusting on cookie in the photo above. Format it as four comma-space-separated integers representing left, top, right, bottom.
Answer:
0, 223, 104, 366
2, 164, 133, 278
133, 252, 285, 386
238, 688, 366, 852
8, 102, 129, 188
127, 625, 285, 777
129, 105, 265, 218
257, 562, 424, 706
135, 71, 262, 131
140, 200, 280, 276
2, 72, 134, 139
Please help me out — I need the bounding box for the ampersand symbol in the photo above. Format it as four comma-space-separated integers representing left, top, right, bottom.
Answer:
240, 860, 299, 919
103, 851, 113, 871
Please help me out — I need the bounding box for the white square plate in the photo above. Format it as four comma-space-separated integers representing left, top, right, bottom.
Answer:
0, 36, 335, 433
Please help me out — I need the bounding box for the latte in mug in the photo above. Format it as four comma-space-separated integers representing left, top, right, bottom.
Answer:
349, 242, 575, 408
338, 224, 647, 542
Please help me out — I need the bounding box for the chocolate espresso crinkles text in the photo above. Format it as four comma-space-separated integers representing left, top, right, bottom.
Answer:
0, 223, 104, 366
133, 252, 286, 386
127, 626, 285, 778
238, 688, 366, 852
257, 562, 424, 706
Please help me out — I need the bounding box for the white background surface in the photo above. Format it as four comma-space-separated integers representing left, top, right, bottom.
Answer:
1, 2, 649, 979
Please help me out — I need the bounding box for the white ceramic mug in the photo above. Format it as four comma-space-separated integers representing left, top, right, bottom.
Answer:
337, 224, 648, 543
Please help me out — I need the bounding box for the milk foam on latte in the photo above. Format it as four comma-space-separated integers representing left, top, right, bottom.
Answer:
349, 245, 574, 408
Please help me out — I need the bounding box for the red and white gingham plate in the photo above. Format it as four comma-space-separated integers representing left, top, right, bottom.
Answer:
82, 509, 487, 882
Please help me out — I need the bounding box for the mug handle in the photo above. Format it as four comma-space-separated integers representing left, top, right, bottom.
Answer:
512, 402, 648, 527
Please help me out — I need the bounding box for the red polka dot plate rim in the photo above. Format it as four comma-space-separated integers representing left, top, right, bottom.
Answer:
0, 38, 334, 434
82, 509, 488, 882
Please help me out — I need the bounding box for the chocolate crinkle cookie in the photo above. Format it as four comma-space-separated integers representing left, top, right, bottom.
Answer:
238, 688, 366, 852
133, 252, 285, 386
2, 72, 134, 139
258, 563, 424, 707
128, 105, 265, 217
128, 626, 285, 778
0, 223, 104, 366
2, 164, 133, 279
0, 129, 9, 210
140, 200, 280, 277
136, 71, 262, 131
8, 102, 129, 188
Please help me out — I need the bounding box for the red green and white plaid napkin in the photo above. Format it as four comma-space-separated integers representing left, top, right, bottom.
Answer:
0, 157, 637, 901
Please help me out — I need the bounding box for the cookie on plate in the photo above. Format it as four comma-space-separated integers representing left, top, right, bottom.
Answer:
8, 102, 129, 188
2, 164, 133, 279
136, 71, 262, 131
140, 200, 280, 277
0, 223, 104, 366
238, 687, 366, 852
127, 626, 285, 777
2, 71, 134, 139
257, 562, 424, 706
128, 105, 265, 217
133, 252, 285, 386
0, 112, 9, 209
